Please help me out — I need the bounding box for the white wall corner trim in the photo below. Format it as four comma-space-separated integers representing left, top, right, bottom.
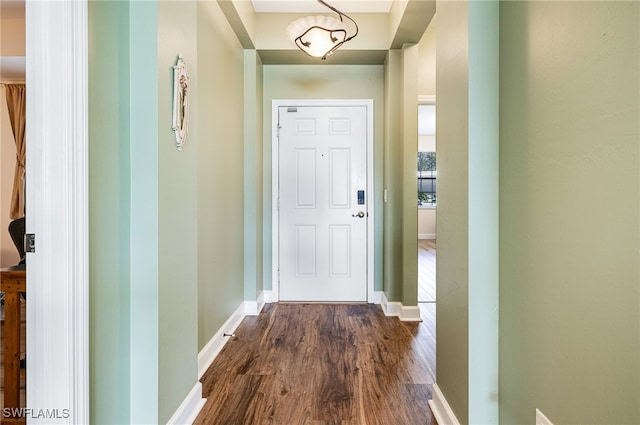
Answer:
428, 384, 461, 425
263, 290, 276, 303
381, 292, 401, 316
401, 305, 422, 321
369, 290, 383, 304
166, 382, 206, 425
380, 293, 422, 321
198, 302, 246, 379
244, 291, 266, 316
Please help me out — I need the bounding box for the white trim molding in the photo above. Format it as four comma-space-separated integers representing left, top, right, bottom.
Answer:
271, 99, 375, 303
244, 291, 266, 316
401, 305, 422, 321
369, 290, 383, 305
263, 290, 277, 303
428, 384, 461, 425
166, 383, 206, 425
198, 302, 246, 379
381, 294, 402, 317
419, 233, 437, 240
380, 293, 422, 322
26, 1, 89, 423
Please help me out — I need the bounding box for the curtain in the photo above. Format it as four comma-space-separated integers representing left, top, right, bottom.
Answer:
5, 84, 26, 219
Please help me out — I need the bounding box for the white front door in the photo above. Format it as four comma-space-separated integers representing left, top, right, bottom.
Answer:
278, 105, 368, 302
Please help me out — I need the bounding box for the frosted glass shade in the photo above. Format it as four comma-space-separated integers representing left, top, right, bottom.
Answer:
286, 15, 348, 58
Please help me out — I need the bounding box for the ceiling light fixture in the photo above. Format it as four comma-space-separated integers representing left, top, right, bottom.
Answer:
286, 0, 359, 61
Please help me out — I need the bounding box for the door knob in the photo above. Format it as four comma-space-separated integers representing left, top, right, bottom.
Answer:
352, 211, 365, 218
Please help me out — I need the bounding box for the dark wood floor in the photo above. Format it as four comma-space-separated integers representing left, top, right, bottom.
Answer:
418, 239, 436, 303
195, 303, 437, 425
0, 301, 27, 412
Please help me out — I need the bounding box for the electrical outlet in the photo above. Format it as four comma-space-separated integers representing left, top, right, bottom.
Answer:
536, 409, 553, 425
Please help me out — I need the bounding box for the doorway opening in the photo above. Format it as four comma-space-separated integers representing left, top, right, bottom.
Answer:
0, 2, 27, 416
417, 99, 436, 306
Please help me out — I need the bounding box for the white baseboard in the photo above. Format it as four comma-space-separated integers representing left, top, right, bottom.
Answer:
263, 289, 380, 305
197, 302, 246, 379
166, 382, 207, 425
419, 233, 436, 240
380, 293, 423, 322
428, 384, 461, 425
381, 293, 402, 316
244, 291, 266, 316
263, 290, 276, 303
401, 305, 422, 321
369, 290, 383, 304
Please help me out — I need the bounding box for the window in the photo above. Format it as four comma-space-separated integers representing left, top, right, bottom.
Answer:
418, 152, 436, 206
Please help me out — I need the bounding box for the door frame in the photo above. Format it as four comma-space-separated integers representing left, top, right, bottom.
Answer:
26, 1, 89, 423
271, 99, 375, 303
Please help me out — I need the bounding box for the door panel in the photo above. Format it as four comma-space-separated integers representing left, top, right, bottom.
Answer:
329, 225, 351, 277
329, 149, 351, 208
279, 105, 367, 302
295, 225, 316, 277
295, 149, 316, 208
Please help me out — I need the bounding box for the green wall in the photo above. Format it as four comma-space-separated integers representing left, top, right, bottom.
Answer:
418, 16, 436, 97
435, 1, 471, 420
383, 44, 420, 306
261, 65, 385, 294
468, 1, 499, 422
435, 1, 500, 423
383, 51, 403, 303
244, 50, 264, 302
129, 1, 161, 422
157, 1, 199, 423
196, 0, 246, 349
380, 19, 437, 309
89, 1, 248, 422
89, 2, 134, 422
499, 1, 640, 423
401, 43, 419, 307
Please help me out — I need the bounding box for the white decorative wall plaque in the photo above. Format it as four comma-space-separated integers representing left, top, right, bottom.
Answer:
172, 55, 189, 151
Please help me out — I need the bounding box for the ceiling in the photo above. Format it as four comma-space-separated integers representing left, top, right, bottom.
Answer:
0, 0, 388, 17
0, 0, 435, 73
250, 0, 393, 14
235, 0, 436, 65
1, 0, 390, 17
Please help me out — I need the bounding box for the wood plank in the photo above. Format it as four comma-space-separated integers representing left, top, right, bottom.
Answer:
418, 239, 436, 302
0, 417, 25, 425
2, 292, 21, 410
1, 268, 26, 422
196, 304, 437, 425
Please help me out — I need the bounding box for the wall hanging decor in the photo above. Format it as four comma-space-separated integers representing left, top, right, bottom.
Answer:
172, 54, 189, 151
